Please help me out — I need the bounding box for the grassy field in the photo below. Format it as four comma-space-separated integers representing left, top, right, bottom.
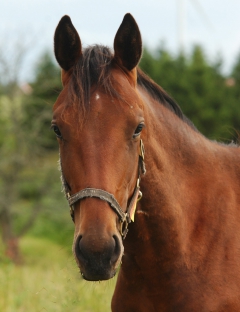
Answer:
0, 237, 116, 312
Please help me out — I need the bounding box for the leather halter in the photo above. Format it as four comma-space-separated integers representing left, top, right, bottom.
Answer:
62, 139, 146, 239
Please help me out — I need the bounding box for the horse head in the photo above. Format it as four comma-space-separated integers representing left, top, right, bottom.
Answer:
53, 14, 145, 281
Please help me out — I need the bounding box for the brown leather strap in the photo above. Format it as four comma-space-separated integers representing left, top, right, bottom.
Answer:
67, 188, 126, 223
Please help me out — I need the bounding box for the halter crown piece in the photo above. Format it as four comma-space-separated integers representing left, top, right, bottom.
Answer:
62, 139, 146, 239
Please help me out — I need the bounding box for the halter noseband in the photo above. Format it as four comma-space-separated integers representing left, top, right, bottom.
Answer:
63, 139, 146, 239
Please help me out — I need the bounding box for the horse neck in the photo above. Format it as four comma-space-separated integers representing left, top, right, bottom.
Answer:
132, 88, 240, 260
140, 89, 209, 194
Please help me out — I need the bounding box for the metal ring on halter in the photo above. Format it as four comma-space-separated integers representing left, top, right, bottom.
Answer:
119, 217, 129, 239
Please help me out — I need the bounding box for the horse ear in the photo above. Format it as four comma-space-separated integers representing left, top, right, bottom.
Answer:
54, 15, 82, 71
114, 13, 142, 71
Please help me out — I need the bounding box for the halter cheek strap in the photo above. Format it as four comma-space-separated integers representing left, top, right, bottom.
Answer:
62, 139, 146, 239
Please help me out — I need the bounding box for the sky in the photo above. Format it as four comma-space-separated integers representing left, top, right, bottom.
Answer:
1, 0, 240, 82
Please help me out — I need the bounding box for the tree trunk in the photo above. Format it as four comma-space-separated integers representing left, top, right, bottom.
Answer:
0, 208, 22, 265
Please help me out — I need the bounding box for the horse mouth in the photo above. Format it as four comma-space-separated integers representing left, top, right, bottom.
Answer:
76, 254, 119, 281
80, 267, 117, 281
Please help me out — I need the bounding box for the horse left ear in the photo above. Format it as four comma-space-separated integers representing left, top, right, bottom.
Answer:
114, 13, 142, 71
54, 15, 82, 71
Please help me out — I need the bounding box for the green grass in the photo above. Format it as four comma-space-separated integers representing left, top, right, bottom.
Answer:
0, 237, 116, 312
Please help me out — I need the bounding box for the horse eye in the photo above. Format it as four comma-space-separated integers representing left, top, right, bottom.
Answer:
51, 125, 62, 138
133, 123, 145, 138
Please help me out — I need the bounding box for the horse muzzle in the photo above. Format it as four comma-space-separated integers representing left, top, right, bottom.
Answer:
74, 231, 123, 281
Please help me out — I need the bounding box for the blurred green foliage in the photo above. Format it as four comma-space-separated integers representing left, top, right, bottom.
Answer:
0, 51, 65, 261
140, 43, 240, 142
24, 51, 62, 150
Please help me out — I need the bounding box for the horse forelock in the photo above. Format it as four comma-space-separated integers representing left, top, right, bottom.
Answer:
67, 45, 117, 117
66, 44, 196, 130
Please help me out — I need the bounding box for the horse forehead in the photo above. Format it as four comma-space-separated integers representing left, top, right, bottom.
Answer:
89, 87, 141, 118
90, 70, 143, 116
53, 70, 143, 124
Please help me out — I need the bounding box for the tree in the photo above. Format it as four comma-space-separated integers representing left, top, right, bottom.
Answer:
140, 44, 237, 142
0, 48, 61, 263
228, 53, 240, 139
24, 51, 61, 150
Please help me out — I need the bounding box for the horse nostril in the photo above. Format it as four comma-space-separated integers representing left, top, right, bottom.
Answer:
77, 235, 82, 248
111, 235, 122, 265
75, 235, 85, 263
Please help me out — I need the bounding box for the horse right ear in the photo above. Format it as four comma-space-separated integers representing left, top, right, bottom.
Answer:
54, 15, 82, 71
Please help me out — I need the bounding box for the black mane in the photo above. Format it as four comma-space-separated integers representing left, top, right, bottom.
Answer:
68, 44, 195, 129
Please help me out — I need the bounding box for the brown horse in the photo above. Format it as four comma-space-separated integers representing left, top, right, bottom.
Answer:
53, 13, 240, 312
